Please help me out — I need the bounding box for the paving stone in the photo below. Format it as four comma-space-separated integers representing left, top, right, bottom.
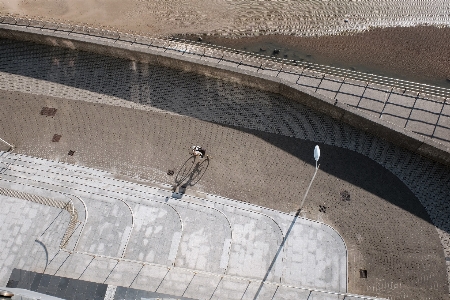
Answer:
335, 93, 361, 107
358, 97, 386, 115
130, 264, 168, 292
78, 256, 118, 283
318, 79, 343, 92
156, 268, 194, 296
240, 281, 278, 299
309, 291, 345, 300
182, 273, 222, 299
104, 261, 142, 287
210, 277, 249, 300
272, 286, 311, 299
278, 71, 299, 83
339, 83, 366, 97
54, 252, 93, 279
124, 202, 182, 265
0, 38, 448, 299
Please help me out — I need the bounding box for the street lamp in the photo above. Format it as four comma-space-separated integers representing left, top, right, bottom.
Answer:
300, 145, 321, 210
314, 145, 320, 169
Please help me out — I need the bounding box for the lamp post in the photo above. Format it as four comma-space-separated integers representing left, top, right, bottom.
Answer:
300, 145, 321, 211
314, 145, 320, 169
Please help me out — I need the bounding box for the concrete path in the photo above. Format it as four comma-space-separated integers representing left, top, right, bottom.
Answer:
0, 151, 358, 299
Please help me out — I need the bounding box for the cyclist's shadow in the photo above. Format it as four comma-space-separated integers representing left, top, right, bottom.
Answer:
173, 155, 210, 193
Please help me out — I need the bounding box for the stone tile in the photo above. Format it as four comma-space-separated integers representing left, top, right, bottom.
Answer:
433, 124, 450, 142
335, 93, 361, 107
319, 79, 342, 92
183, 273, 222, 299
317, 89, 338, 100
240, 281, 278, 299
156, 268, 194, 296
78, 257, 118, 283
259, 69, 279, 77
210, 277, 249, 300
414, 98, 444, 114
130, 264, 168, 292
358, 97, 385, 115
405, 121, 435, 137
382, 103, 412, 119
278, 71, 299, 83
43, 251, 71, 276
55, 253, 94, 279
362, 87, 389, 103
380, 114, 408, 128
409, 109, 439, 126
271, 286, 311, 299
218, 60, 240, 68
238, 64, 260, 73
281, 64, 303, 74
104, 261, 142, 287
297, 75, 321, 88
308, 291, 345, 299
339, 83, 366, 97
124, 202, 182, 265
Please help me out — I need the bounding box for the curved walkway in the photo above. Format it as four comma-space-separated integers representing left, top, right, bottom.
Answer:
0, 19, 448, 164
0, 23, 448, 299
0, 152, 348, 296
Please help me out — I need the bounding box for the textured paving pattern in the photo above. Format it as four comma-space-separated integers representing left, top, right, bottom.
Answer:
0, 152, 351, 299
0, 38, 449, 299
0, 35, 449, 149
7, 269, 108, 300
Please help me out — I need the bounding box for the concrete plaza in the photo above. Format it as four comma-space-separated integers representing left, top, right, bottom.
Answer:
0, 37, 448, 299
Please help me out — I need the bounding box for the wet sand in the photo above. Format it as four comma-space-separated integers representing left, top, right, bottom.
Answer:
1, 1, 449, 87
180, 26, 450, 88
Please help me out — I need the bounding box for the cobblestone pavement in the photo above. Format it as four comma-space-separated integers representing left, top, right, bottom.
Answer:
0, 26, 449, 149
0, 87, 448, 299
0, 39, 449, 299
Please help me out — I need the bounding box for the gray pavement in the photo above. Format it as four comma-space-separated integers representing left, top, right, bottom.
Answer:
0, 23, 448, 151
0, 151, 354, 299
0, 82, 447, 299
0, 32, 448, 299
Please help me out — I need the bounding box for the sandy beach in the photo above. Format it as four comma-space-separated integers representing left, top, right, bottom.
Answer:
1, 0, 449, 86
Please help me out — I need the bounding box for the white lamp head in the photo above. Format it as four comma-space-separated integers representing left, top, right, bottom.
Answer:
314, 145, 320, 161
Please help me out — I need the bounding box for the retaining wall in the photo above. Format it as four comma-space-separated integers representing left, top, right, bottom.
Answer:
0, 18, 449, 166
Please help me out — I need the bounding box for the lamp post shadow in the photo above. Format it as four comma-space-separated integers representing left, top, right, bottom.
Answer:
253, 164, 320, 300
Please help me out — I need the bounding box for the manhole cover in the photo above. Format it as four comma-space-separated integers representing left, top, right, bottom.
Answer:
167, 170, 174, 176
40, 107, 57, 116
340, 190, 350, 201
52, 134, 61, 142
68, 150, 75, 156
360, 269, 367, 278
319, 205, 327, 213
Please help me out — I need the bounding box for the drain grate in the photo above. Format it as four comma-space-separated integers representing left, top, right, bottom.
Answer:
68, 150, 75, 156
40, 107, 57, 116
319, 205, 327, 213
340, 190, 351, 201
360, 269, 367, 278
52, 134, 61, 142
167, 169, 174, 176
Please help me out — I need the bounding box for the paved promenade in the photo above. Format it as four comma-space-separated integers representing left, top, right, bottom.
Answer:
0, 25, 449, 299
0, 87, 448, 299
0, 151, 361, 299
0, 18, 449, 154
